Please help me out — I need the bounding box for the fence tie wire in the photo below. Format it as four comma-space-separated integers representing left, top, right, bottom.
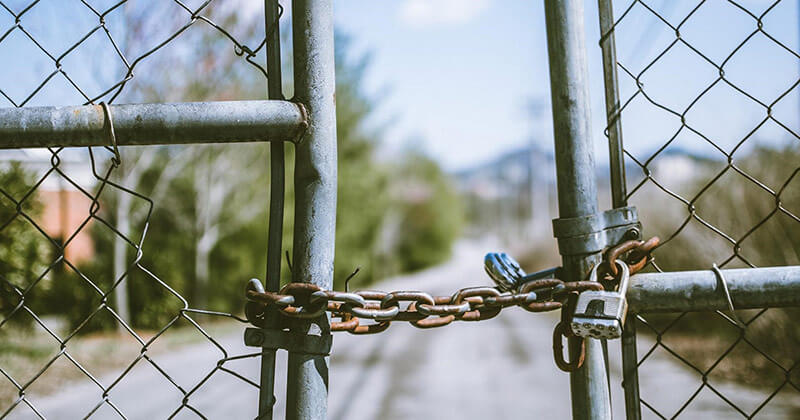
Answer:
712, 263, 746, 328
99, 101, 121, 168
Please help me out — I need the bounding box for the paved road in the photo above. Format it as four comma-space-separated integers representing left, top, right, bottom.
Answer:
12, 242, 800, 419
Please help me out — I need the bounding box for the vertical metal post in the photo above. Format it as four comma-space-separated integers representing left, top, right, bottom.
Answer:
620, 315, 641, 419
258, 1, 284, 418
598, 0, 626, 208
543, 1, 612, 419
288, 0, 337, 419
597, 1, 641, 418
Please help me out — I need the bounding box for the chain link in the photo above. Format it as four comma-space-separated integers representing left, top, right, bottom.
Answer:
246, 237, 659, 374
602, 236, 660, 277
553, 291, 585, 372
245, 272, 597, 334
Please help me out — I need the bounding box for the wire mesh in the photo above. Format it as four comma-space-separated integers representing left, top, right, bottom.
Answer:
601, 0, 800, 418
0, 1, 283, 418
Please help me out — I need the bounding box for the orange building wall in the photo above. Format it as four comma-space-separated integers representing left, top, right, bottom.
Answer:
37, 190, 95, 263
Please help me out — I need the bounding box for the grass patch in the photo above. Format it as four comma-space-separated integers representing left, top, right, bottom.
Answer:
0, 318, 243, 408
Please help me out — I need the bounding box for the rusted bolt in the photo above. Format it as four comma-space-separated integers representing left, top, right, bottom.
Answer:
625, 227, 640, 240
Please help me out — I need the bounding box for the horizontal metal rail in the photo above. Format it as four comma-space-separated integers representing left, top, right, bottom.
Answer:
0, 100, 307, 149
628, 266, 800, 313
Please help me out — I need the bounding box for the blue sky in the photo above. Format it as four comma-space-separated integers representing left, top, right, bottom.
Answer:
1, 0, 798, 172
334, 0, 800, 171
334, 0, 549, 170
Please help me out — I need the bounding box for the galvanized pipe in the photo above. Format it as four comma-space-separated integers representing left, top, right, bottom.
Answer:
543, 0, 611, 418
258, 1, 285, 418
287, 0, 337, 419
596, 0, 640, 417
628, 266, 800, 313
598, 0, 626, 210
0, 100, 306, 148
620, 316, 641, 420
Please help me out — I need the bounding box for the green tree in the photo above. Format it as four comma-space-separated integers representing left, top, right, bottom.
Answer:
389, 150, 464, 273
330, 35, 390, 290
33, 17, 464, 331
0, 163, 49, 323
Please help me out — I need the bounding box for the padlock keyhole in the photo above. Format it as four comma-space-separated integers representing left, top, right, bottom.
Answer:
585, 299, 605, 317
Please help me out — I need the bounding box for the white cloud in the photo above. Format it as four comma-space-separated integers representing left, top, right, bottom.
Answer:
398, 0, 492, 27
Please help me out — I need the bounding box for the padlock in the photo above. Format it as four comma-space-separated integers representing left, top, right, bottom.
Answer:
484, 252, 526, 292
570, 260, 630, 340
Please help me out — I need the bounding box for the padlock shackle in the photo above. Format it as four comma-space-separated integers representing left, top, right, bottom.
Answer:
589, 259, 630, 295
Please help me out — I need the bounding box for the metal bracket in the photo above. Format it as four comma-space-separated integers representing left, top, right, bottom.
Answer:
552, 206, 641, 256
244, 327, 332, 356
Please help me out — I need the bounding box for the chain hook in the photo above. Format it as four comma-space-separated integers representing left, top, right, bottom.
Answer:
552, 291, 585, 372
553, 322, 586, 372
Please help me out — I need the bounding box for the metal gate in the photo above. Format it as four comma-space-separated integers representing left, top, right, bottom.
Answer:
0, 0, 332, 418
1, 0, 799, 419
596, 0, 800, 418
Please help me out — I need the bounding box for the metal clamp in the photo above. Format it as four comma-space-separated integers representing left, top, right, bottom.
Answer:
552, 206, 641, 256
244, 327, 332, 356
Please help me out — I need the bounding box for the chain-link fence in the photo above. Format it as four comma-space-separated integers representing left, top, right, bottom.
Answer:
3, 0, 800, 419
599, 0, 800, 418
0, 1, 286, 418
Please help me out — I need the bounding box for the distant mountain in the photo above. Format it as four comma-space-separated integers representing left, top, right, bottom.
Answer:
453, 142, 719, 199
454, 145, 555, 200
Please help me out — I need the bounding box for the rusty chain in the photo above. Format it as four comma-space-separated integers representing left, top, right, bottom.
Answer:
553, 291, 585, 372
245, 276, 601, 334
551, 237, 659, 372
246, 237, 658, 372
602, 236, 660, 278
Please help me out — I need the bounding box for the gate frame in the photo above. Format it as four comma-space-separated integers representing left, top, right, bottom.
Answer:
543, 1, 612, 418
285, 1, 338, 419
2, 1, 800, 419
545, 1, 800, 419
